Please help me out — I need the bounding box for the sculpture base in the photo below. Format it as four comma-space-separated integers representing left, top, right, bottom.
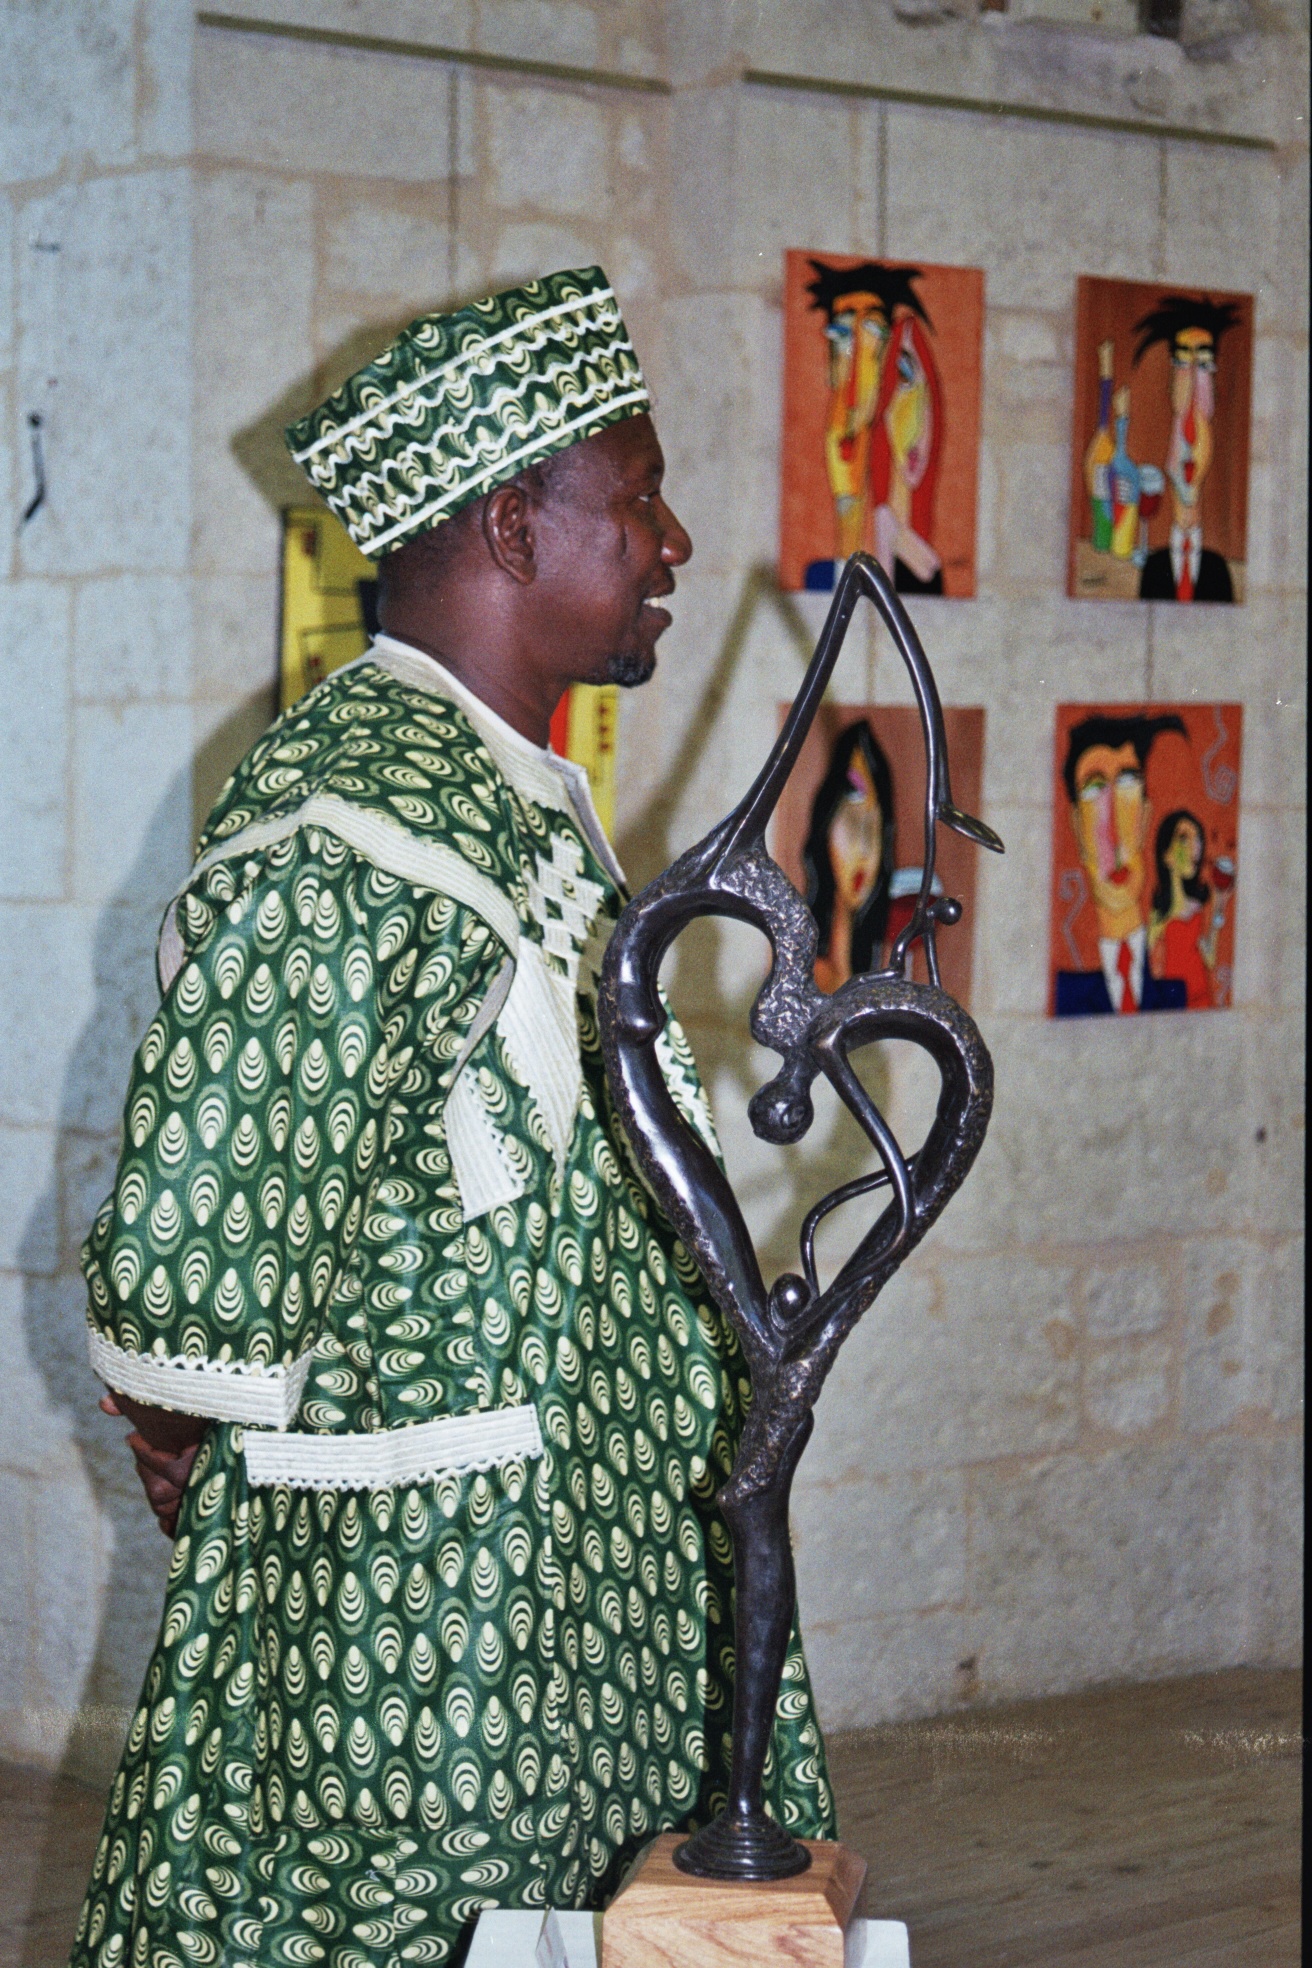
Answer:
601, 1833, 867, 1967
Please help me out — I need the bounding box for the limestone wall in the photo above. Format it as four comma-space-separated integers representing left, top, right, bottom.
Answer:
1, 0, 197, 1778
0, 0, 1303, 1778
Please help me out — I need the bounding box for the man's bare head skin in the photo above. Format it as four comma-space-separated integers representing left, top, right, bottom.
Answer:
376, 412, 692, 748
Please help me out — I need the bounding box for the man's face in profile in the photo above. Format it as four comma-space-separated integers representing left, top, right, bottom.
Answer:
531, 412, 692, 693
1070, 740, 1150, 932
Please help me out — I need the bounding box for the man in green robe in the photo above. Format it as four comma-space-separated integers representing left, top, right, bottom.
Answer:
73, 266, 834, 1968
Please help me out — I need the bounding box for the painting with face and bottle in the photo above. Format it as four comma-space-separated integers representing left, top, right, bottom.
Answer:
1049, 702, 1242, 1018
779, 251, 984, 597
772, 703, 986, 1008
1069, 277, 1254, 604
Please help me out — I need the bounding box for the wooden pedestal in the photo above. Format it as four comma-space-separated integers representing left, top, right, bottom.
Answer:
601, 1834, 867, 1968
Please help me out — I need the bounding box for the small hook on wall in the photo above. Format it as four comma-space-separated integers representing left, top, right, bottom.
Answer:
21, 412, 46, 525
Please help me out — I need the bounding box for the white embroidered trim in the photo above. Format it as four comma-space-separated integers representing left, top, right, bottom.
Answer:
158, 790, 521, 990
580, 916, 614, 992
497, 940, 582, 1176
444, 1068, 528, 1219
89, 1328, 314, 1429
243, 1403, 545, 1491
527, 834, 607, 984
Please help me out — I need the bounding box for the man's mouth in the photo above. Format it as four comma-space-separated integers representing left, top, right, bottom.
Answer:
641, 588, 674, 629
1109, 867, 1131, 886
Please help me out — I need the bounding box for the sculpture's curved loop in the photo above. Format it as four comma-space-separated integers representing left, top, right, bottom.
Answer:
597, 552, 1004, 1880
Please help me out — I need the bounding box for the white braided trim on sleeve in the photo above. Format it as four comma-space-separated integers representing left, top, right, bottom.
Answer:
158, 791, 521, 990
89, 1328, 315, 1429
496, 939, 582, 1176
444, 1068, 528, 1221
242, 1403, 545, 1492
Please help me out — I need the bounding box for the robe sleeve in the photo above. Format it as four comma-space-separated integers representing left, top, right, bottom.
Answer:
82, 824, 508, 1427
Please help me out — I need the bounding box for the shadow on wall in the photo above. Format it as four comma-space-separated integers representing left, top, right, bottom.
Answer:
15, 304, 485, 1810
227, 298, 495, 528
615, 565, 892, 1290
16, 702, 276, 1957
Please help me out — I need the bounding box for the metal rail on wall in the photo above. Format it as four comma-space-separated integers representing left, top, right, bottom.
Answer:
198, 9, 1277, 150
741, 64, 1277, 154
195, 9, 673, 93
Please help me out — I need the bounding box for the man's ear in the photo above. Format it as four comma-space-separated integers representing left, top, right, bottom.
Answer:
482, 482, 537, 586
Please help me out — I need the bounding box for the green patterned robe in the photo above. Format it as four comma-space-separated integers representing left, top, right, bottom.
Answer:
73, 638, 834, 1968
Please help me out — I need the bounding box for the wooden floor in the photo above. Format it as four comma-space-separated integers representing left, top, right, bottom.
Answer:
830, 1669, 1302, 1967
1, 1669, 1299, 1967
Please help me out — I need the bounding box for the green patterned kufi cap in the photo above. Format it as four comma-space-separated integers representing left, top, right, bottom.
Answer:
285, 266, 650, 559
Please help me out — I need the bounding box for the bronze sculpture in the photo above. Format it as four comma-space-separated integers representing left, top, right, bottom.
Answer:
598, 552, 1004, 1882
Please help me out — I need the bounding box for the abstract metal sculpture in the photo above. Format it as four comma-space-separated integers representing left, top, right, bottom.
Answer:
598, 553, 1005, 1883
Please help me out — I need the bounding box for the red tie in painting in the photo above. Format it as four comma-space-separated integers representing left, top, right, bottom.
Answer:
1118, 938, 1137, 1012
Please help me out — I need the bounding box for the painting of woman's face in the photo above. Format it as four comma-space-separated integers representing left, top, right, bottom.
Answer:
828, 749, 885, 912
1169, 817, 1203, 882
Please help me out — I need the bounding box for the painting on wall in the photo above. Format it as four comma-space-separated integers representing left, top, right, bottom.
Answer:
779, 250, 984, 598
278, 506, 621, 835
1068, 277, 1254, 605
1049, 702, 1242, 1018
771, 702, 986, 1009
279, 506, 378, 712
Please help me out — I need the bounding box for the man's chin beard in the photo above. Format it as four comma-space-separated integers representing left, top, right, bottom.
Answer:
606, 645, 657, 689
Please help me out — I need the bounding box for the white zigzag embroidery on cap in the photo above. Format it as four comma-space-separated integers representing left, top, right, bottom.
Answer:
361, 384, 649, 556
292, 289, 622, 463
308, 317, 633, 481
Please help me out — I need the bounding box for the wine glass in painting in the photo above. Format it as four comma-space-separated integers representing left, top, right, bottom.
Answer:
1136, 464, 1165, 567
1210, 853, 1236, 932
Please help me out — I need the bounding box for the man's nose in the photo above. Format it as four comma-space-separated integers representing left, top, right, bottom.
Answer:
659, 500, 693, 567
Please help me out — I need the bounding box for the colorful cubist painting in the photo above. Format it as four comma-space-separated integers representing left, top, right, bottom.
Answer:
772, 702, 986, 1009
1048, 702, 1243, 1019
1069, 277, 1254, 605
779, 250, 984, 597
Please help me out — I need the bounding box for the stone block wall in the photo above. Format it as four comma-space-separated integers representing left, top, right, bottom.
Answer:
0, 0, 1304, 1777
1, 0, 197, 1777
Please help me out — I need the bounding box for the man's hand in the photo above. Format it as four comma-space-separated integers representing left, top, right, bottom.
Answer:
100, 1392, 211, 1538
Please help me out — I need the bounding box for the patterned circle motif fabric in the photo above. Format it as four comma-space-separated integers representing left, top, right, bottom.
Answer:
74, 655, 835, 1967
284, 267, 651, 559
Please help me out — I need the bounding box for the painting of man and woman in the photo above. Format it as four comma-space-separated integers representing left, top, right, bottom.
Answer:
1048, 701, 1242, 1018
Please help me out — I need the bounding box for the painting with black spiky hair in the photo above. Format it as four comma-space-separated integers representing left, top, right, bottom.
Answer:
779, 251, 984, 596
1069, 276, 1254, 604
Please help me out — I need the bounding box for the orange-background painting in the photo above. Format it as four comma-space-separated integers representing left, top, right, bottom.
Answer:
1068, 276, 1253, 601
772, 703, 985, 1009
779, 251, 984, 596
1048, 702, 1243, 1016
